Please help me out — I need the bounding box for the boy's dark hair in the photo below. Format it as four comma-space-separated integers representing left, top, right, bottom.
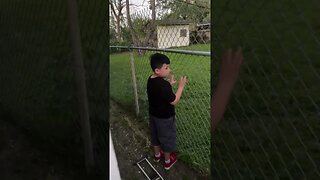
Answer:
150, 53, 170, 72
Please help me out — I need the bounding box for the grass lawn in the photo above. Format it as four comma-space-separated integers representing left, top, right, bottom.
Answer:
110, 43, 211, 173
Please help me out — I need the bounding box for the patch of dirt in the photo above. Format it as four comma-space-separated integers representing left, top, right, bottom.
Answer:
110, 100, 210, 180
0, 118, 88, 180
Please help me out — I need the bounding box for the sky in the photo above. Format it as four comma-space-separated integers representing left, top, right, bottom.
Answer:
128, 0, 149, 14
109, 0, 151, 28
110, 0, 174, 23
109, 0, 150, 17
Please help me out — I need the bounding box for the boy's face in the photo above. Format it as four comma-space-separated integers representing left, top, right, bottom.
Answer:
155, 64, 170, 78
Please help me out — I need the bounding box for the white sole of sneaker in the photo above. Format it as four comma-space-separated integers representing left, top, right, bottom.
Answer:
164, 160, 177, 170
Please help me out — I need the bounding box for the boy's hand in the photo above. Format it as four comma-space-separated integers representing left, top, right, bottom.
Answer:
178, 76, 187, 88
170, 76, 187, 106
218, 47, 243, 88
170, 75, 176, 85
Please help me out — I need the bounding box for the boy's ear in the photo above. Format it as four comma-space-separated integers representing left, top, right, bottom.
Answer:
154, 68, 160, 74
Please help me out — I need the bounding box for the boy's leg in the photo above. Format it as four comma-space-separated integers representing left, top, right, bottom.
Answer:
164, 152, 170, 161
150, 115, 161, 147
156, 116, 177, 170
150, 115, 163, 162
154, 146, 161, 155
153, 146, 164, 162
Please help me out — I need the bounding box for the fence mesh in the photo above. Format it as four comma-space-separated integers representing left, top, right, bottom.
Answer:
0, 0, 107, 179
213, 0, 320, 179
110, 48, 211, 173
110, 2, 211, 174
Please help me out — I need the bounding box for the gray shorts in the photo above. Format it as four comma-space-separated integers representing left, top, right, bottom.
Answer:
149, 115, 176, 153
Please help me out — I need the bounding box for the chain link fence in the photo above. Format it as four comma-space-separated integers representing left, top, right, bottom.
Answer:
132, 6, 210, 49
213, 0, 320, 179
0, 0, 107, 179
110, 3, 211, 174
110, 47, 211, 173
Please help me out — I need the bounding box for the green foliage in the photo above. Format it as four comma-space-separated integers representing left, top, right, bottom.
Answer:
157, 0, 210, 23
131, 16, 149, 38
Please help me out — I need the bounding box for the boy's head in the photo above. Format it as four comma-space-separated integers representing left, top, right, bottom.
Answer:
150, 53, 171, 78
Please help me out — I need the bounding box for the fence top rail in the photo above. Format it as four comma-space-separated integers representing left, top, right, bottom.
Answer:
110, 46, 210, 56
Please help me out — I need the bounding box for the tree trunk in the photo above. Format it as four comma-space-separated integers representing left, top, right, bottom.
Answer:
126, 0, 140, 46
110, 0, 124, 42
143, 0, 156, 47
151, 0, 156, 21
116, 16, 122, 41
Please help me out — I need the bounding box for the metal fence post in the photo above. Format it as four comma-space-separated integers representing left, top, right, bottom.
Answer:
129, 50, 140, 116
67, 0, 94, 173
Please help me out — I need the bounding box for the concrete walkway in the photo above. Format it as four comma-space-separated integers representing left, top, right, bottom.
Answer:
109, 130, 122, 180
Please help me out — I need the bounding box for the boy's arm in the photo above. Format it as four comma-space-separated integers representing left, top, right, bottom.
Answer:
170, 76, 187, 106
212, 48, 243, 131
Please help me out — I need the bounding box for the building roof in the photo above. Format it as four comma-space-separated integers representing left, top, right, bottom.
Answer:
197, 23, 211, 26
157, 19, 192, 26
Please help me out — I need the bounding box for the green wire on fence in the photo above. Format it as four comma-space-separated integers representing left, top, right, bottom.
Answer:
110, 46, 211, 173
213, 0, 320, 179
110, 4, 211, 174
0, 0, 107, 178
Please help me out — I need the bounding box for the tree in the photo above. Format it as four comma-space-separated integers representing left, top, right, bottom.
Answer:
157, 0, 210, 23
126, 0, 142, 46
145, 0, 157, 47
125, 0, 158, 47
109, 0, 126, 42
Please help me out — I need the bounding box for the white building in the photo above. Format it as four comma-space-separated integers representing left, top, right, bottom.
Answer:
156, 20, 191, 49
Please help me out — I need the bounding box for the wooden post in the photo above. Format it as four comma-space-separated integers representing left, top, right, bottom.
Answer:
67, 0, 94, 173
130, 51, 140, 116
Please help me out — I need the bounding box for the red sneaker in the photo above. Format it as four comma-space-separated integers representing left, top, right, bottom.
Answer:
164, 153, 177, 170
153, 150, 164, 162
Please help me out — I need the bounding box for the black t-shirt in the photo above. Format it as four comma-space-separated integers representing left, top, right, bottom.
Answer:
147, 76, 176, 118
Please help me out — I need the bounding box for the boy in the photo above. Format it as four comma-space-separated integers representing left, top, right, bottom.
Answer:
147, 53, 187, 170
